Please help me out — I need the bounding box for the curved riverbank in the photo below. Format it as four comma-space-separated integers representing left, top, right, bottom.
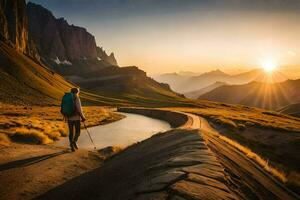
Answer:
118, 107, 191, 128
56, 112, 171, 149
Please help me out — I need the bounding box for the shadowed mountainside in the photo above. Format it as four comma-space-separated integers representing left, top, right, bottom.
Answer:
68, 65, 191, 107
199, 79, 300, 110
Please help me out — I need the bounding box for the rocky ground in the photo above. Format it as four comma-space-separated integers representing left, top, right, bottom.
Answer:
36, 129, 237, 200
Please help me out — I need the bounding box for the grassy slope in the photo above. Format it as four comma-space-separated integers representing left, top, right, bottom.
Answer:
91, 76, 193, 107
0, 41, 75, 105
172, 100, 300, 191
73, 66, 194, 107
278, 102, 300, 118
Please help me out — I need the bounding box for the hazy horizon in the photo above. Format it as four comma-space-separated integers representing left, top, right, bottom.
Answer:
29, 0, 300, 76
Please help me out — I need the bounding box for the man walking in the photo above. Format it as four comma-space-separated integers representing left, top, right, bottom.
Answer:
63, 88, 86, 151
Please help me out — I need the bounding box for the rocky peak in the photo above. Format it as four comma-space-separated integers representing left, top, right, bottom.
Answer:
27, 2, 113, 63
96, 46, 118, 66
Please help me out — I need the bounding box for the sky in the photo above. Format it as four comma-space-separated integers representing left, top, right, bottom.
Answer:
29, 0, 300, 75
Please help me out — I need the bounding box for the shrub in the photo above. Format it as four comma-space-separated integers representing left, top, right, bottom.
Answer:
45, 130, 61, 141
10, 128, 52, 144
0, 133, 10, 146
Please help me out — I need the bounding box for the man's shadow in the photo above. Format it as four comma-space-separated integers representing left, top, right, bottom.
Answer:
0, 150, 69, 171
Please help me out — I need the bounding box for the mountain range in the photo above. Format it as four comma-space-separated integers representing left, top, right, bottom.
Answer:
199, 79, 300, 110
154, 69, 288, 95
0, 0, 186, 106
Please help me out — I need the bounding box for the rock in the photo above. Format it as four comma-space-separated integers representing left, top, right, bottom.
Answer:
171, 180, 237, 200
97, 47, 118, 66
1, 0, 28, 52
135, 171, 186, 193
0, 1, 8, 40
187, 173, 230, 192
135, 192, 169, 200
182, 164, 226, 182
0, 0, 38, 59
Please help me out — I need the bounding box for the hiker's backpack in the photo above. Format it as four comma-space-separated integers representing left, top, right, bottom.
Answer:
61, 93, 75, 117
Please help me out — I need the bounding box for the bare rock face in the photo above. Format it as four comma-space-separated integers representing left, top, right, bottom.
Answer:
0, 1, 8, 40
27, 2, 116, 65
56, 18, 98, 60
26, 2, 65, 60
0, 0, 27, 52
0, 0, 39, 59
97, 46, 118, 66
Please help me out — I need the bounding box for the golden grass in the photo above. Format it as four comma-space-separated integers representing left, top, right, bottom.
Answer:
171, 101, 300, 193
0, 103, 123, 145
172, 101, 300, 132
98, 146, 124, 160
0, 132, 10, 146
218, 134, 287, 183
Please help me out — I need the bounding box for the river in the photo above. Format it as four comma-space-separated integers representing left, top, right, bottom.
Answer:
56, 112, 171, 150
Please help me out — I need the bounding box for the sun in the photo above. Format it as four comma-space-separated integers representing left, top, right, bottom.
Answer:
261, 59, 278, 73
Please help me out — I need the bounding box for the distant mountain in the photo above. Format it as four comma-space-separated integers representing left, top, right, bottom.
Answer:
278, 102, 300, 118
154, 68, 288, 94
177, 71, 202, 76
26, 2, 117, 75
184, 81, 228, 99
152, 72, 192, 92
199, 79, 300, 110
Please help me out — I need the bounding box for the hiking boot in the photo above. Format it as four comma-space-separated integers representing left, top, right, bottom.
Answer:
73, 142, 79, 150
70, 143, 76, 152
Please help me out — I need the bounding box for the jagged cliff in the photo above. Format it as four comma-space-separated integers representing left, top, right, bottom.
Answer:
0, 0, 38, 59
97, 47, 118, 66
26, 2, 117, 68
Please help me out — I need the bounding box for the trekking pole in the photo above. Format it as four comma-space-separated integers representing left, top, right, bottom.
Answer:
83, 122, 97, 150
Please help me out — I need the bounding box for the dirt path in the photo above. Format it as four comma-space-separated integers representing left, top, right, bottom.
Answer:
0, 144, 103, 200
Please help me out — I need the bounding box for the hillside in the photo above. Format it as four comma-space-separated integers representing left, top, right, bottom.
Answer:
67, 66, 191, 107
0, 41, 73, 105
0, 41, 123, 105
184, 81, 228, 99
278, 102, 300, 117
199, 79, 300, 110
